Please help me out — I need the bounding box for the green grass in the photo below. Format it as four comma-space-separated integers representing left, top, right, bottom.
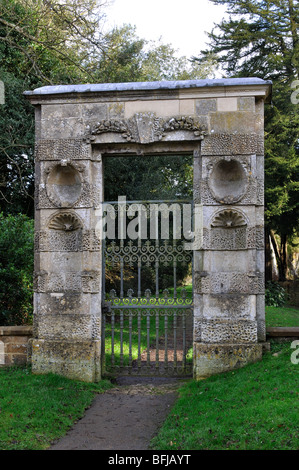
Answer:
0, 366, 113, 450
150, 341, 299, 450
265, 305, 299, 327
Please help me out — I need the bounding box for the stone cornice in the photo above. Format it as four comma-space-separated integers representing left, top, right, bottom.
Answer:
24, 78, 272, 104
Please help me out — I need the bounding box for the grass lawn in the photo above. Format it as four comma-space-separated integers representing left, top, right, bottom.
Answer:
265, 305, 299, 327
0, 367, 113, 450
150, 340, 299, 450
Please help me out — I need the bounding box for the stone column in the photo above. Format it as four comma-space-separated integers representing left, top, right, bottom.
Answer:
193, 95, 267, 378
30, 104, 103, 382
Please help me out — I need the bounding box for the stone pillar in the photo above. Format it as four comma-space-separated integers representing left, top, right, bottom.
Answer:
193, 95, 267, 378
29, 104, 103, 382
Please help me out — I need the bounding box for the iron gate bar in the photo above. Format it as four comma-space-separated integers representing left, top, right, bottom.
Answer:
102, 200, 193, 377
102, 307, 193, 376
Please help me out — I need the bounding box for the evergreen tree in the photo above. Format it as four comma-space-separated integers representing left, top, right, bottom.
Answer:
194, 0, 299, 280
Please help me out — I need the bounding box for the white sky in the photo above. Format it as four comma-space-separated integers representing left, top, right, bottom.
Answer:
105, 0, 228, 58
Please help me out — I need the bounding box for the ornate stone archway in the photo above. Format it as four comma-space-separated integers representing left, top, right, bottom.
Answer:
25, 78, 272, 382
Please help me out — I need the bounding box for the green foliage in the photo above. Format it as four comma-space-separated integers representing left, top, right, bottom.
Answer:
265, 281, 289, 307
0, 213, 34, 325
90, 24, 216, 83
0, 70, 35, 216
104, 154, 193, 201
0, 0, 109, 84
264, 73, 299, 236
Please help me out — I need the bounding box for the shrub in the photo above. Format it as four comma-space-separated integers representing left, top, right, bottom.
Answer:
265, 281, 288, 307
0, 213, 34, 325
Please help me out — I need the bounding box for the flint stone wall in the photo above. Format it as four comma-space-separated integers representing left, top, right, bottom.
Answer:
25, 78, 272, 382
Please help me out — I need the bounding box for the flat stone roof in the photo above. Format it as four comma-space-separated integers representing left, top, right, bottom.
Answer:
24, 77, 272, 96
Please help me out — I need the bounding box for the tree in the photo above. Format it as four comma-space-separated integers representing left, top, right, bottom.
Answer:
0, 213, 34, 325
0, 2, 216, 215
104, 154, 193, 202
194, 0, 299, 281
0, 0, 111, 214
89, 24, 217, 83
0, 0, 111, 84
0, 71, 35, 216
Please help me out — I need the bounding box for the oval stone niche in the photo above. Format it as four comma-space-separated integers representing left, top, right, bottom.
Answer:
208, 158, 248, 204
46, 163, 82, 208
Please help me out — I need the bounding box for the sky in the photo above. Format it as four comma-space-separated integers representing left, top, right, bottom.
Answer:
105, 0, 228, 58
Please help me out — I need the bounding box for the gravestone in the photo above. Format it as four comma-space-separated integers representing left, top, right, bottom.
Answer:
25, 78, 272, 382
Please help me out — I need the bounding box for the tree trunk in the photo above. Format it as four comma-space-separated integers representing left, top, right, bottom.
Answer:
280, 233, 288, 282
265, 227, 273, 282
269, 230, 289, 282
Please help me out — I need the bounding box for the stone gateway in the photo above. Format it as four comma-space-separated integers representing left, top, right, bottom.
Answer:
25, 78, 272, 382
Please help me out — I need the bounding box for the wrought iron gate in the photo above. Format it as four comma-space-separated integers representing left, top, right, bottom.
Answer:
101, 200, 193, 377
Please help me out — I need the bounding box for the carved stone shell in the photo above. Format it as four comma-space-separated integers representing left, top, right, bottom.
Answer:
48, 212, 82, 231
211, 210, 246, 228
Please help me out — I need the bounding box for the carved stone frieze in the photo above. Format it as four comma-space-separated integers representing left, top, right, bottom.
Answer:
81, 271, 101, 293
202, 225, 265, 250
33, 270, 101, 293
35, 138, 90, 161
194, 271, 264, 294
200, 320, 258, 343
201, 133, 264, 156
35, 230, 83, 252
35, 229, 101, 252
210, 226, 247, 250
86, 113, 207, 144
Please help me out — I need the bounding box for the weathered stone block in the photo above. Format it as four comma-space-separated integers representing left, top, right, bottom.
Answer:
195, 98, 217, 115
210, 112, 263, 135
35, 139, 91, 162
238, 96, 255, 112
36, 313, 100, 341
81, 103, 108, 121
42, 104, 81, 120
41, 117, 85, 139
31, 339, 101, 382
193, 342, 263, 378
217, 97, 238, 112
179, 99, 194, 115
0, 327, 33, 367
201, 319, 258, 343
124, 100, 180, 119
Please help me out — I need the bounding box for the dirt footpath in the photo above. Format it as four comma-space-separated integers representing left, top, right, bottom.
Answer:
50, 377, 187, 450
